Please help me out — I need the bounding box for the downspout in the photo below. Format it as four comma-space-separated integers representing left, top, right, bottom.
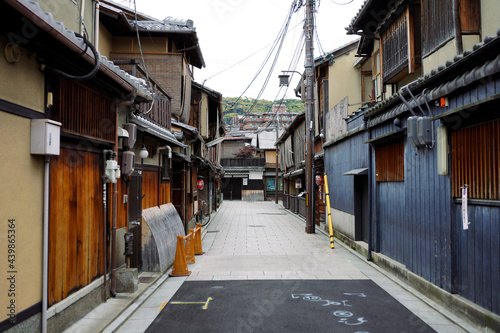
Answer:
102, 150, 109, 302
110, 104, 119, 297
42, 156, 50, 333
94, 0, 100, 48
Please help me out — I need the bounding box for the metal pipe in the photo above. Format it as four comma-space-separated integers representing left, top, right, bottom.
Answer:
102, 176, 107, 302
102, 149, 113, 301
366, 121, 373, 261
42, 156, 50, 333
110, 106, 119, 297
93, 0, 100, 49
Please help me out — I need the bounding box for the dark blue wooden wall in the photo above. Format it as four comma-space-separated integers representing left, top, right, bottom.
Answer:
454, 204, 500, 314
324, 77, 500, 315
324, 131, 368, 215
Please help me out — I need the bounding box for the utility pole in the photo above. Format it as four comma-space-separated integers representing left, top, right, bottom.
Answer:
305, 0, 315, 233
275, 111, 279, 204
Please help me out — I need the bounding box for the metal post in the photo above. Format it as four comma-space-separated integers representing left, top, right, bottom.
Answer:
305, 0, 315, 233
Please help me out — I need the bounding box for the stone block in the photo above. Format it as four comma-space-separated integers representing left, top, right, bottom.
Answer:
115, 268, 138, 293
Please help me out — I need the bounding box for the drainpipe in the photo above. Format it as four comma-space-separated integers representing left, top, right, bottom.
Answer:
102, 150, 109, 302
93, 0, 100, 48
109, 104, 120, 297
42, 156, 50, 333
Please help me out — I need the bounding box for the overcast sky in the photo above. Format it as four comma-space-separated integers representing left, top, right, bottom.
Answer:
129, 0, 365, 101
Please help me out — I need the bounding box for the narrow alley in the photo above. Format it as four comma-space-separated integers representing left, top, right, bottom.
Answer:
68, 201, 474, 333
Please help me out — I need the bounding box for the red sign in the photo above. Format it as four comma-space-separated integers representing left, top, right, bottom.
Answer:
315, 174, 324, 186
197, 179, 204, 190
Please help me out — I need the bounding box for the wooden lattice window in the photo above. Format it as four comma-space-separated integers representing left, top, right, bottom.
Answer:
452, 120, 500, 200
381, 5, 421, 83
52, 77, 115, 142
421, 0, 455, 56
375, 140, 405, 182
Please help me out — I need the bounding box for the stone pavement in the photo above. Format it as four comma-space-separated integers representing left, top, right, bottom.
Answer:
65, 201, 477, 333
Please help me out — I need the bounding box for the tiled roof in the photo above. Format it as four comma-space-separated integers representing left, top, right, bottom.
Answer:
365, 30, 500, 126
130, 113, 186, 148
6, 0, 152, 101
131, 16, 195, 33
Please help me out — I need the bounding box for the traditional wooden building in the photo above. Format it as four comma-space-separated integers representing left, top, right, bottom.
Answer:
0, 0, 155, 331
321, 0, 500, 330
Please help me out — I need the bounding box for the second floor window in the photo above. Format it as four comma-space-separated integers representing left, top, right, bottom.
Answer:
381, 5, 421, 84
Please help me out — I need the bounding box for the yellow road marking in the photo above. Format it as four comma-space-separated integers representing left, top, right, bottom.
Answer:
165, 297, 213, 310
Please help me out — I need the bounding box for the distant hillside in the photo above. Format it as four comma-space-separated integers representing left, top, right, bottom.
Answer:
222, 97, 304, 123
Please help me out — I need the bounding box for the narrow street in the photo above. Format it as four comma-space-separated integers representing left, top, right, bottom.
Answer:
100, 201, 470, 333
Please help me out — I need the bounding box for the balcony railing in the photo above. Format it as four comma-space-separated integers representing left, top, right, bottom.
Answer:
221, 158, 265, 167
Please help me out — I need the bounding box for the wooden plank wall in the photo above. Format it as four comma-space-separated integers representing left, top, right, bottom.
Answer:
324, 132, 368, 215
142, 169, 171, 211
48, 149, 104, 305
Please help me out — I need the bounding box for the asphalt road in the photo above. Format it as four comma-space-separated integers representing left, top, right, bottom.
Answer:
146, 279, 435, 333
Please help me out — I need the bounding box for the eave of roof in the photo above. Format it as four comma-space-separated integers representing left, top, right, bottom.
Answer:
315, 39, 360, 66
5, 0, 152, 101
364, 31, 500, 125
100, 1, 205, 68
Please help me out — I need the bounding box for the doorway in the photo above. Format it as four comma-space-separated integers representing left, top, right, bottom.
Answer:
354, 175, 369, 243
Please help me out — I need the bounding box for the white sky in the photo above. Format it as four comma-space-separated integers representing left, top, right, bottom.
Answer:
129, 0, 365, 101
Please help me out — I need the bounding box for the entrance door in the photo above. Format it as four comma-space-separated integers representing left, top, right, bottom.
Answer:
354, 175, 369, 243
222, 178, 242, 200
129, 169, 143, 270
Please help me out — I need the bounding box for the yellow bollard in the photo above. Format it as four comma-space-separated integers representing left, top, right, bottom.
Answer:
324, 174, 335, 249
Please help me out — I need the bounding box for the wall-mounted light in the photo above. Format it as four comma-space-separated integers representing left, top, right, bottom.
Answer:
140, 145, 149, 159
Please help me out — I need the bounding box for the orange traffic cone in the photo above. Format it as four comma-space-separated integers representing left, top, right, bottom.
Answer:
185, 230, 196, 264
169, 235, 191, 277
194, 223, 205, 255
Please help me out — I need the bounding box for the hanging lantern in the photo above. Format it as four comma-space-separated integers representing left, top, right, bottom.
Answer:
315, 174, 324, 186
197, 179, 204, 190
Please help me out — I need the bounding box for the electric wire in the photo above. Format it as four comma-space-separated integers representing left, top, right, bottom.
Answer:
133, 0, 155, 114
236, 0, 301, 118
224, 0, 303, 116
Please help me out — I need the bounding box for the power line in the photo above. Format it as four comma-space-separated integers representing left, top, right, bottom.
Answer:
224, 0, 303, 116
